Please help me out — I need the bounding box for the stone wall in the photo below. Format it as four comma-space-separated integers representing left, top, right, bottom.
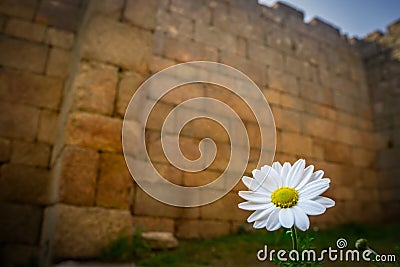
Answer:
0, 0, 86, 266
0, 0, 398, 266
354, 19, 400, 221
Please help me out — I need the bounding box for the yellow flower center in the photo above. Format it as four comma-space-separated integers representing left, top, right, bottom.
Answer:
271, 187, 299, 208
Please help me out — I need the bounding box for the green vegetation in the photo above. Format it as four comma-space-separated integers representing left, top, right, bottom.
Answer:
98, 223, 399, 267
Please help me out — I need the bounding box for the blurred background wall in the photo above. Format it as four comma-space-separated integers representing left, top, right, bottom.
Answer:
0, 0, 398, 266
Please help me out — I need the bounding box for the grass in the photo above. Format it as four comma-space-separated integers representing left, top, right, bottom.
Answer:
136, 223, 400, 267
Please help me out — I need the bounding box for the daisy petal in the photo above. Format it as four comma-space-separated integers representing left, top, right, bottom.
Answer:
279, 208, 295, 228
296, 165, 314, 190
313, 196, 335, 208
308, 170, 324, 183
272, 162, 283, 175
238, 201, 271, 211
247, 204, 274, 222
239, 191, 270, 203
287, 159, 305, 188
299, 180, 330, 199
297, 199, 326, 215
281, 162, 291, 186
292, 206, 310, 231
241, 176, 253, 190
266, 208, 281, 231
253, 218, 268, 229
256, 166, 281, 192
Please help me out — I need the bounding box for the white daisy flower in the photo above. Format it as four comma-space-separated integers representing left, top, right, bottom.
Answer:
238, 159, 335, 231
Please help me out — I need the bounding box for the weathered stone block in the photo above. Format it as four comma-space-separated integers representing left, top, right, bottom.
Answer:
96, 153, 133, 209
38, 109, 59, 144
124, 0, 158, 30
131, 216, 175, 233
116, 71, 144, 116
0, 69, 63, 109
0, 101, 40, 141
164, 37, 218, 62
5, 18, 46, 42
0, 202, 42, 245
267, 68, 298, 94
54, 146, 99, 206
0, 37, 48, 73
322, 141, 352, 164
141, 232, 178, 249
280, 93, 304, 111
195, 22, 236, 52
176, 219, 231, 239
11, 141, 50, 167
43, 204, 133, 259
0, 0, 36, 19
36, 0, 80, 31
272, 106, 301, 133
0, 138, 10, 163
279, 132, 313, 157
92, 0, 124, 19
82, 16, 152, 73
65, 112, 122, 152
248, 42, 284, 70
45, 27, 75, 50
0, 164, 50, 204
155, 9, 193, 39
200, 192, 248, 221
133, 188, 200, 219
46, 48, 71, 78
72, 62, 118, 115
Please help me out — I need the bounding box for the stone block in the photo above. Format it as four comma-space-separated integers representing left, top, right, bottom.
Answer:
267, 68, 298, 95
308, 103, 337, 121
322, 141, 352, 164
11, 141, 50, 167
0, 69, 63, 109
0, 164, 50, 204
141, 232, 178, 249
248, 42, 284, 70
301, 114, 336, 141
0, 138, 10, 163
92, 0, 124, 19
54, 146, 99, 206
36, 0, 80, 31
116, 71, 145, 116
154, 162, 183, 185
43, 204, 133, 259
0, 0, 36, 19
45, 27, 75, 50
124, 0, 158, 30
96, 153, 133, 209
175, 219, 231, 239
195, 21, 236, 52
200, 192, 248, 221
155, 9, 193, 39
171, 0, 211, 22
131, 216, 174, 233
182, 170, 220, 187
0, 37, 48, 73
0, 202, 42, 245
38, 109, 59, 144
72, 62, 118, 115
262, 88, 280, 105
164, 37, 218, 62
82, 16, 152, 73
280, 93, 304, 111
5, 18, 46, 42
352, 148, 375, 168
148, 56, 177, 74
46, 48, 71, 78
271, 106, 301, 133
279, 132, 313, 157
65, 112, 122, 152
0, 101, 40, 141
133, 188, 200, 219
299, 80, 333, 106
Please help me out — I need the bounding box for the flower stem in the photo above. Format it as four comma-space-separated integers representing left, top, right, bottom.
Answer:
290, 226, 298, 251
